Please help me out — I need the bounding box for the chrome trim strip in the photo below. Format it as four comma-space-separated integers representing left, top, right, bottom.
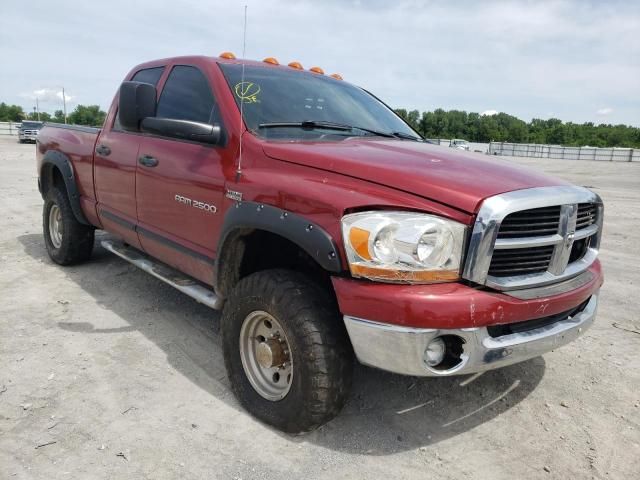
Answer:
504, 270, 594, 300
462, 186, 602, 291
494, 234, 563, 249
343, 294, 597, 377
573, 224, 599, 241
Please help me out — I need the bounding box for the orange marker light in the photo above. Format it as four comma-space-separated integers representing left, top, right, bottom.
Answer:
288, 61, 304, 70
219, 52, 236, 59
349, 227, 372, 260
263, 57, 279, 65
330, 73, 343, 80
309, 66, 324, 74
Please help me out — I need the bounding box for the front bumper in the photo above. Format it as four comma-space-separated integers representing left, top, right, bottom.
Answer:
344, 293, 597, 376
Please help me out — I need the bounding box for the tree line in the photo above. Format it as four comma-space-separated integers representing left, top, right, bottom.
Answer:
0, 102, 107, 127
395, 108, 640, 148
2, 100, 638, 147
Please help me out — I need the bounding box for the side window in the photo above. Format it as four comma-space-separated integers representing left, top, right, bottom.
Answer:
113, 66, 165, 130
156, 66, 216, 124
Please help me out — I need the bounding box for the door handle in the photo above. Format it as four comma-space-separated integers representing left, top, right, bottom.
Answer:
95, 144, 111, 156
138, 155, 159, 167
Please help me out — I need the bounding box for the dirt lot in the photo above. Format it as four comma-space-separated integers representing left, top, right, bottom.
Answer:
1, 135, 638, 479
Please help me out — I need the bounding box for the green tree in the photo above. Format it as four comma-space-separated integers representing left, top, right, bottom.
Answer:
52, 110, 66, 123
67, 105, 107, 126
26, 111, 52, 122
392, 108, 640, 148
0, 103, 26, 122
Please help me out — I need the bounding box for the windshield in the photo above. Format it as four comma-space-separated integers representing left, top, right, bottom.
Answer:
21, 122, 43, 129
219, 64, 420, 141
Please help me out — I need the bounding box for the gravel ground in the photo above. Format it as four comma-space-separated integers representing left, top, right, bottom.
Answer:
0, 136, 639, 479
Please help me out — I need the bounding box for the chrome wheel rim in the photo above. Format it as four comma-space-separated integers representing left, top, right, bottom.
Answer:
239, 310, 293, 401
49, 204, 63, 249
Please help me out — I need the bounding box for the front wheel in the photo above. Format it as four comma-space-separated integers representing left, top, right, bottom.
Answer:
221, 269, 353, 433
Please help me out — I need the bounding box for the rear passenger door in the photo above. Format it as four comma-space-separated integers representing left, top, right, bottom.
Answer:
94, 66, 165, 249
135, 64, 226, 285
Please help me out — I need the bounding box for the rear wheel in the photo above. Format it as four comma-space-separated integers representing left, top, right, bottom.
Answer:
43, 186, 94, 265
221, 269, 353, 433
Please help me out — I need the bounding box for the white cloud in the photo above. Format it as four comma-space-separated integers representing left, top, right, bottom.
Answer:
481, 110, 498, 116
596, 107, 613, 116
20, 88, 74, 104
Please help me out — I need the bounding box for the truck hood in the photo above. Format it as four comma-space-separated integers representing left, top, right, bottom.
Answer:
262, 138, 570, 213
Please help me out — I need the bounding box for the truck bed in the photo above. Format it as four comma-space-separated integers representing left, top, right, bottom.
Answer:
36, 123, 101, 223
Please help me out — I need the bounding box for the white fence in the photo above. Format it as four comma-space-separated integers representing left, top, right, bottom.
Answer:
489, 141, 639, 162
0, 121, 21, 135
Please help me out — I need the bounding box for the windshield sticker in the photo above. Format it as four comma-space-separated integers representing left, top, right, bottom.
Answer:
234, 82, 261, 103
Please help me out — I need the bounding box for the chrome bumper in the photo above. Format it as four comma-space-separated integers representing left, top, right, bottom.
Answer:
344, 294, 598, 377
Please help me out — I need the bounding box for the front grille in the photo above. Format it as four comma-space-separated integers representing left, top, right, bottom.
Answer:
488, 245, 554, 277
497, 206, 561, 238
463, 187, 602, 291
487, 202, 600, 280
487, 297, 591, 337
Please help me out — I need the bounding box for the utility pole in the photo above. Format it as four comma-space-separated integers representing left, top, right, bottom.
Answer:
62, 87, 67, 124
36, 97, 40, 121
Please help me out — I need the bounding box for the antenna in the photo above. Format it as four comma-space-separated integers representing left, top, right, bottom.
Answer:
235, 5, 248, 182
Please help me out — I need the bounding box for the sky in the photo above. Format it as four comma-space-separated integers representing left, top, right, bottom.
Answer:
1, 0, 639, 126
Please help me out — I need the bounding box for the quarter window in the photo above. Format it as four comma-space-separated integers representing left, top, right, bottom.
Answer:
113, 66, 165, 130
131, 66, 164, 86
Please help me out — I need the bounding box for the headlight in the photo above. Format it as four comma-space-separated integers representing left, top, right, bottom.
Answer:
341, 211, 466, 283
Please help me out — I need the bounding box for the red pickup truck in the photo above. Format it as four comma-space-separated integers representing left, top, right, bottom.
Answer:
36, 53, 604, 433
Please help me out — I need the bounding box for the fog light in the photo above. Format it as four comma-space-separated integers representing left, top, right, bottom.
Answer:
424, 337, 446, 367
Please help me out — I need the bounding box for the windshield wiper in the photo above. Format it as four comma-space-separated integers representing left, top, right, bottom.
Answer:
258, 121, 396, 138
391, 131, 422, 141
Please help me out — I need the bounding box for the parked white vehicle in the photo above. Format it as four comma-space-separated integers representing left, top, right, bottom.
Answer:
449, 139, 470, 151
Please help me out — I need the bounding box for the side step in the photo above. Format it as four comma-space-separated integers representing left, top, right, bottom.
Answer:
101, 240, 223, 310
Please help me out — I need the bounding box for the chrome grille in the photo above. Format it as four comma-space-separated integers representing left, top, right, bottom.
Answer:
463, 186, 603, 292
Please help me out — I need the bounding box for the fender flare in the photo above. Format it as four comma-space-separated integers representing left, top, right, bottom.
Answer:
40, 150, 90, 225
215, 201, 343, 289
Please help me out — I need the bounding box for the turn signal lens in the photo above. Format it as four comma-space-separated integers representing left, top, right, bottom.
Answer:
263, 57, 279, 65
330, 73, 343, 80
349, 227, 371, 260
219, 52, 236, 59
309, 66, 324, 74
288, 61, 304, 70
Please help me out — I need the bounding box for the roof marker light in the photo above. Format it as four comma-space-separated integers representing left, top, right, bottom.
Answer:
219, 52, 236, 59
263, 57, 279, 65
288, 61, 304, 70
330, 73, 343, 80
309, 66, 324, 74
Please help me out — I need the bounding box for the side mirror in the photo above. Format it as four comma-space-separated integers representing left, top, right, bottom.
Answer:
140, 117, 222, 145
119, 81, 157, 131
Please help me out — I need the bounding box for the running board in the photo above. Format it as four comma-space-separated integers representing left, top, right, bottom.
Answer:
101, 240, 223, 310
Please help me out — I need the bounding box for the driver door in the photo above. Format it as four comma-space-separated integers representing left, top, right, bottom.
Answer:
135, 64, 226, 285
